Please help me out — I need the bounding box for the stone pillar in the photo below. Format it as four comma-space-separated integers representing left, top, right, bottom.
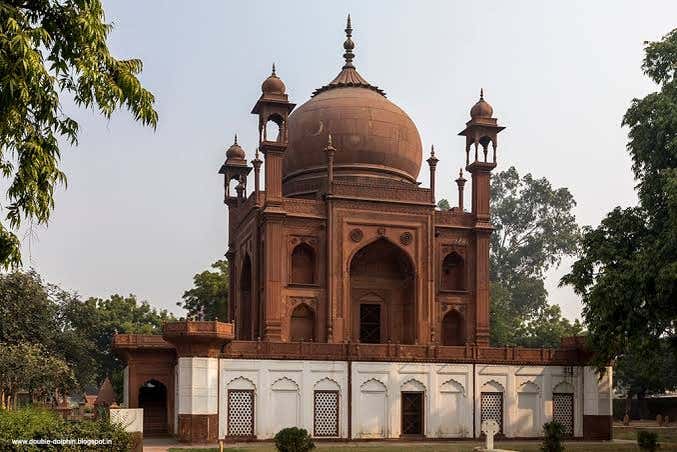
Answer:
467, 161, 495, 346
176, 357, 219, 443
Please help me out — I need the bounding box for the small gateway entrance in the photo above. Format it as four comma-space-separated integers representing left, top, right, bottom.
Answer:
401, 392, 424, 436
139, 380, 167, 435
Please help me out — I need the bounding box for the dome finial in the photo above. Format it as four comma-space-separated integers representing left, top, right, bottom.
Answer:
430, 144, 435, 157
234, 133, 238, 145
343, 14, 355, 68
272, 63, 276, 76
480, 88, 484, 100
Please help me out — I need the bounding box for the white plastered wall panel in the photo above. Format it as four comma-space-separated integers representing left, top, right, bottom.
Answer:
583, 366, 613, 417
177, 357, 219, 415
351, 361, 473, 439
219, 359, 348, 439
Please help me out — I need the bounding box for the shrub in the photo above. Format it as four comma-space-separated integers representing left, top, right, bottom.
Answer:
0, 406, 132, 451
637, 430, 660, 452
273, 427, 315, 452
541, 421, 565, 452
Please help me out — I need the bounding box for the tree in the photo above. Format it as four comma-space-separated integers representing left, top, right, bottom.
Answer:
60, 294, 175, 396
0, 1, 157, 268
489, 167, 580, 346
561, 29, 677, 367
437, 198, 450, 210
0, 342, 76, 409
0, 269, 174, 400
614, 340, 677, 418
179, 259, 229, 321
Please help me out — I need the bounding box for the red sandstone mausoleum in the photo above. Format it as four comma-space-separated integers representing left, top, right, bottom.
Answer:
113, 17, 613, 444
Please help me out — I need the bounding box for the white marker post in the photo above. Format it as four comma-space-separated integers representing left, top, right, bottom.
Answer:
481, 419, 499, 450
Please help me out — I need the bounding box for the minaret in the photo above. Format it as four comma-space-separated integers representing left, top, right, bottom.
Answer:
458, 89, 505, 346
455, 169, 466, 211
251, 64, 295, 341
427, 145, 438, 204
218, 134, 251, 200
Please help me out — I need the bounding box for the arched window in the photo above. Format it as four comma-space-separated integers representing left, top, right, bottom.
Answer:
441, 310, 464, 345
290, 304, 314, 342
239, 255, 252, 340
291, 243, 315, 285
441, 252, 465, 291
264, 113, 283, 142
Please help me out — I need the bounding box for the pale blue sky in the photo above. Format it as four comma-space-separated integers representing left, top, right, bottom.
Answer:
19, 1, 677, 320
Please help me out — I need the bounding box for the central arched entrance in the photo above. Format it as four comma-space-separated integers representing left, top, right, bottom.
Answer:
139, 379, 168, 435
350, 238, 415, 344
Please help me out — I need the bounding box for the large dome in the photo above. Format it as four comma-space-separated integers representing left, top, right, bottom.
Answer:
282, 16, 422, 190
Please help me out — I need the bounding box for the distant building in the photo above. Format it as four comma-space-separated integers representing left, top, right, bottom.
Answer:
113, 17, 612, 443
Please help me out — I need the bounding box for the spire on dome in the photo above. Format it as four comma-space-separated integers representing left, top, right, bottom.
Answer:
343, 14, 355, 68
312, 15, 386, 97
272, 63, 276, 76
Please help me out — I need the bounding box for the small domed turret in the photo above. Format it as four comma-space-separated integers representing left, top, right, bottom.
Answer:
225, 134, 246, 161
470, 88, 493, 119
261, 64, 286, 95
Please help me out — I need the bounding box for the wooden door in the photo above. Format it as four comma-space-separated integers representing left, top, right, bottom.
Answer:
401, 391, 424, 436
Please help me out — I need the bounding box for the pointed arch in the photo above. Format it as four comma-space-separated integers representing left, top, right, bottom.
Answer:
314, 377, 340, 392
360, 378, 387, 393
441, 251, 465, 291
290, 242, 315, 284
350, 237, 416, 344
518, 380, 540, 393
553, 381, 574, 394
481, 379, 505, 393
290, 303, 315, 342
441, 309, 465, 345
440, 378, 465, 396
401, 378, 426, 392
239, 254, 252, 340
271, 376, 299, 391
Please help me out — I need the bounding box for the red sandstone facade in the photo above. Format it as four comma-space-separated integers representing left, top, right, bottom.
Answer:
113, 17, 612, 444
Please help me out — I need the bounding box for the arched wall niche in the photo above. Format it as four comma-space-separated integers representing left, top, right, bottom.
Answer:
289, 303, 315, 342
349, 237, 416, 345
441, 309, 465, 345
441, 251, 465, 291
290, 242, 316, 285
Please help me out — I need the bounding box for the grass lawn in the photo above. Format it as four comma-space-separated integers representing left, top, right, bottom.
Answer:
614, 425, 677, 444
168, 440, 652, 452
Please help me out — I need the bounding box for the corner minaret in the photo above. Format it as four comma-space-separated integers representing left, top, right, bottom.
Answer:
252, 64, 295, 209
458, 89, 505, 346
219, 134, 251, 201
251, 65, 295, 341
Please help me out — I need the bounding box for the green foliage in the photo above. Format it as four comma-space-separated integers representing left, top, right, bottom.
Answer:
179, 260, 229, 321
0, 269, 174, 402
637, 430, 660, 452
437, 198, 451, 210
0, 1, 157, 268
614, 340, 677, 403
541, 421, 565, 452
273, 427, 315, 452
561, 29, 677, 368
0, 343, 76, 409
0, 406, 132, 451
489, 166, 581, 347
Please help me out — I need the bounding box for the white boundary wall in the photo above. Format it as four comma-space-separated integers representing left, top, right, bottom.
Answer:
218, 358, 612, 440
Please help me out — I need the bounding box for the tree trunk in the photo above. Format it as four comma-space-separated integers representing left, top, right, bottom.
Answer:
638, 391, 649, 419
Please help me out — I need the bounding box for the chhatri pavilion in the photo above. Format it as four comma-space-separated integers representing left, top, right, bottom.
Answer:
113, 16, 612, 444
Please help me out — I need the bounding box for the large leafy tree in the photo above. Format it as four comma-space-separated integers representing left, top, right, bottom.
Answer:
0, 270, 174, 400
0, 1, 157, 267
178, 259, 229, 321
439, 167, 581, 347
561, 29, 677, 368
489, 167, 581, 346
